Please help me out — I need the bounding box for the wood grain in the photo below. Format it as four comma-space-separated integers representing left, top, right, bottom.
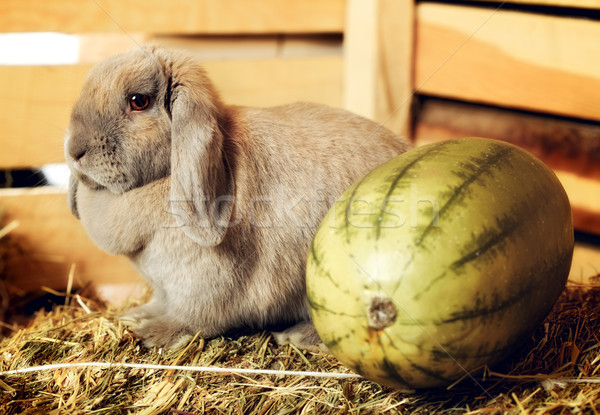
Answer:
0, 0, 344, 34
570, 242, 600, 284
415, 3, 600, 121
0, 188, 141, 295
414, 98, 600, 235
1, 188, 596, 304
343, 0, 414, 138
462, 0, 600, 9
0, 56, 342, 169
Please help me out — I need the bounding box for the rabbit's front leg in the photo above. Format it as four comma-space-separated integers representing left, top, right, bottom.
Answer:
75, 177, 169, 256
125, 316, 194, 350
120, 303, 194, 349
118, 285, 194, 349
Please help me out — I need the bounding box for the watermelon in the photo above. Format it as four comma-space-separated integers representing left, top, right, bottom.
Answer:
306, 137, 574, 391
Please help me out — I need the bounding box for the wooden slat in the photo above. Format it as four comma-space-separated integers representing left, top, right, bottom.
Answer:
415, 3, 600, 121
570, 242, 600, 284
343, 0, 414, 138
461, 0, 600, 9
0, 56, 343, 169
0, 187, 141, 295
207, 57, 343, 108
414, 99, 600, 178
414, 98, 600, 235
556, 172, 600, 234
0, 0, 344, 34
0, 65, 85, 168
2, 188, 596, 306
152, 34, 343, 63
57, 33, 343, 65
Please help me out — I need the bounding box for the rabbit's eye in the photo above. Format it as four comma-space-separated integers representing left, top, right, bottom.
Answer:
129, 94, 151, 111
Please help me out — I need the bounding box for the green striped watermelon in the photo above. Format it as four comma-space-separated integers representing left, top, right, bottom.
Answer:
306, 137, 573, 390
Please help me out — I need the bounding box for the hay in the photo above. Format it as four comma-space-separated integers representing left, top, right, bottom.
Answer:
0, 241, 599, 414
0, 219, 18, 336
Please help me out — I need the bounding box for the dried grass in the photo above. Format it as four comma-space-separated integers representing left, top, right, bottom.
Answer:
1, 224, 599, 414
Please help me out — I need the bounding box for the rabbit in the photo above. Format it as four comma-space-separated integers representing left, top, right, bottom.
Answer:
65, 45, 411, 350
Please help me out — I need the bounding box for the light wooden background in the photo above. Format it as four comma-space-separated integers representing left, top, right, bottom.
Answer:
1, 0, 599, 303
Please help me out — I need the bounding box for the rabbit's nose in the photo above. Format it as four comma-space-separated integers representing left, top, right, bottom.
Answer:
73, 149, 86, 162
65, 135, 87, 163
67, 147, 86, 169
66, 143, 87, 171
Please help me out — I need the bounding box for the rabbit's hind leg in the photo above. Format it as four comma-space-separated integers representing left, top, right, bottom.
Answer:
272, 321, 328, 353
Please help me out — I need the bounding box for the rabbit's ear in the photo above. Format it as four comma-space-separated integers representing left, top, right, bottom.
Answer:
167, 57, 234, 246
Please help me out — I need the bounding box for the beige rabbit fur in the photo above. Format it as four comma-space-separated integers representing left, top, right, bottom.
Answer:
65, 46, 410, 349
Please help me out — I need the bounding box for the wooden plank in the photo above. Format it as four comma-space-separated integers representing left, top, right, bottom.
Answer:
2, 187, 595, 306
207, 57, 342, 108
557, 172, 600, 235
343, 0, 414, 138
414, 98, 600, 235
570, 242, 600, 284
0, 56, 343, 169
72, 33, 343, 64
0, 0, 344, 34
0, 187, 141, 297
0, 65, 86, 169
415, 3, 600, 121
1, 190, 597, 307
461, 0, 600, 9
414, 99, 600, 178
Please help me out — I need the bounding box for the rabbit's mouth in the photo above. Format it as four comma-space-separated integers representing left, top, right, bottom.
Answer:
69, 166, 106, 192
68, 155, 137, 194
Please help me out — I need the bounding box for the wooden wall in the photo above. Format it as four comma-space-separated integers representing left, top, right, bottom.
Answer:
1, 0, 599, 302
0, 1, 349, 301
413, 1, 600, 237
0, 0, 415, 302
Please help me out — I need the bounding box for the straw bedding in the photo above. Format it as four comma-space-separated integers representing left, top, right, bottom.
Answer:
1, 223, 599, 414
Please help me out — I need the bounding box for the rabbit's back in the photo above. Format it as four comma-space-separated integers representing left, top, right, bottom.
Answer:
200, 102, 410, 334
236, 102, 409, 208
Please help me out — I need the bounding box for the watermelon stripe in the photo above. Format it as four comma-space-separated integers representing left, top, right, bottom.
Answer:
411, 222, 518, 300
375, 141, 455, 239
415, 200, 542, 301
381, 357, 413, 385
450, 215, 520, 270
307, 296, 363, 319
310, 241, 367, 314
429, 339, 519, 360
381, 331, 454, 386
415, 145, 513, 246
344, 175, 370, 243
324, 335, 346, 352
309, 241, 322, 267
408, 360, 453, 383
309, 242, 347, 293
440, 283, 535, 324
408, 281, 532, 326
380, 332, 451, 385
391, 329, 516, 360
409, 249, 570, 327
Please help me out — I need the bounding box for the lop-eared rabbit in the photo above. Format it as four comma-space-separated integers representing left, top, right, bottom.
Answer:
65, 46, 409, 350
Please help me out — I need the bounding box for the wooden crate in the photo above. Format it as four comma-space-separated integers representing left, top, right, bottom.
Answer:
1, 0, 599, 301
411, 0, 600, 282
415, 2, 600, 121
0, 0, 415, 301
0, 1, 349, 302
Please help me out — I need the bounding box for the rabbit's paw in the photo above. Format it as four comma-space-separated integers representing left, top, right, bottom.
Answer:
272, 321, 328, 353
120, 308, 193, 350
136, 320, 193, 350
119, 305, 155, 326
